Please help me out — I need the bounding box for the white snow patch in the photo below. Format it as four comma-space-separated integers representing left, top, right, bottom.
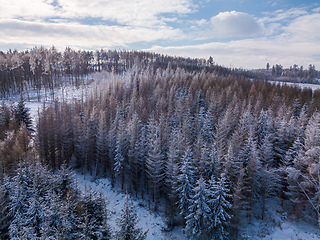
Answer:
270, 81, 320, 92
74, 172, 186, 240
265, 221, 320, 240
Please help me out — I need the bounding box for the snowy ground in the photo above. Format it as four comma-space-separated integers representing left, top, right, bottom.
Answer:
240, 219, 320, 240
75, 172, 320, 240
270, 80, 320, 92
0, 79, 96, 127
75, 172, 186, 240
237, 199, 320, 240
265, 222, 320, 240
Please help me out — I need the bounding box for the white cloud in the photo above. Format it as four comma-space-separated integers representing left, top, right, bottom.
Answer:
283, 13, 320, 42
1, 1, 319, 70
209, 11, 262, 38
312, 7, 320, 13
59, 0, 195, 26
144, 29, 320, 69
0, 0, 195, 27
260, 8, 308, 23
0, 0, 57, 20
0, 19, 183, 50
0, 0, 191, 51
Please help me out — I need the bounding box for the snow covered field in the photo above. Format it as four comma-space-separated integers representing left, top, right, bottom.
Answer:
75, 172, 186, 240
2, 75, 320, 239
75, 171, 320, 240
270, 80, 320, 92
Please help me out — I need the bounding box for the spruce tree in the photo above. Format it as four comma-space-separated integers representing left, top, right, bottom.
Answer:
146, 117, 165, 211
116, 193, 148, 240
177, 146, 196, 220
114, 139, 125, 189
210, 174, 232, 240
15, 96, 33, 131
185, 177, 213, 239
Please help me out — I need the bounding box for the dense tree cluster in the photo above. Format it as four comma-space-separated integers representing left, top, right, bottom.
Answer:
36, 61, 320, 238
252, 63, 320, 83
0, 162, 112, 239
0, 99, 34, 177
0, 47, 213, 99
2, 46, 320, 238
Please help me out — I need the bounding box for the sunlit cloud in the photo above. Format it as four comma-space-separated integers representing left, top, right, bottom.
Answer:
0, 19, 183, 50
145, 13, 320, 70
209, 11, 262, 38
0, 0, 319, 69
0, 0, 195, 27
260, 8, 308, 23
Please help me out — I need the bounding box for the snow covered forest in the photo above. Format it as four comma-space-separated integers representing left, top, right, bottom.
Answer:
1, 47, 320, 239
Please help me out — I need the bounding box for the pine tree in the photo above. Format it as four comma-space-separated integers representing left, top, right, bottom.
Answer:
185, 177, 213, 240
8, 162, 53, 239
256, 109, 271, 147
15, 96, 33, 131
215, 102, 239, 156
81, 191, 112, 240
0, 181, 10, 239
116, 193, 148, 240
237, 130, 259, 223
114, 139, 125, 189
210, 174, 232, 240
96, 111, 108, 177
177, 146, 196, 220
0, 102, 11, 140
146, 117, 165, 211
135, 124, 148, 198
281, 136, 303, 204
304, 111, 320, 150
258, 134, 281, 219
127, 113, 141, 194
165, 133, 180, 227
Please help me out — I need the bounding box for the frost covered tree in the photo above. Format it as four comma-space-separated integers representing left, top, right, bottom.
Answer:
198, 107, 215, 144
177, 146, 196, 221
80, 191, 112, 240
288, 112, 320, 223
185, 176, 213, 239
15, 96, 33, 131
114, 139, 125, 189
127, 112, 141, 194
116, 193, 148, 240
8, 162, 53, 239
210, 173, 232, 240
165, 130, 181, 226
146, 117, 165, 211
215, 101, 239, 156
256, 109, 271, 147
96, 110, 108, 177
135, 124, 148, 198
236, 130, 259, 223
258, 134, 280, 219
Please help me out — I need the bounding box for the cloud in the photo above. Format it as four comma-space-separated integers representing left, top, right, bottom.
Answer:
0, 19, 183, 50
0, 0, 57, 20
0, 0, 195, 27
0, 0, 191, 51
209, 11, 262, 38
312, 7, 320, 13
260, 8, 308, 23
144, 27, 320, 69
1, 1, 319, 70
283, 13, 320, 42
58, 0, 195, 26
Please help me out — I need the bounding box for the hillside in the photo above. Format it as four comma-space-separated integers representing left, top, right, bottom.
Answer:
1, 48, 320, 239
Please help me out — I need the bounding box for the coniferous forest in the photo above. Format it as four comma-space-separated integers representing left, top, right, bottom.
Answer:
1, 47, 320, 239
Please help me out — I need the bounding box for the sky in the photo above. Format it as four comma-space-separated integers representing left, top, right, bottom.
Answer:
0, 0, 320, 69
